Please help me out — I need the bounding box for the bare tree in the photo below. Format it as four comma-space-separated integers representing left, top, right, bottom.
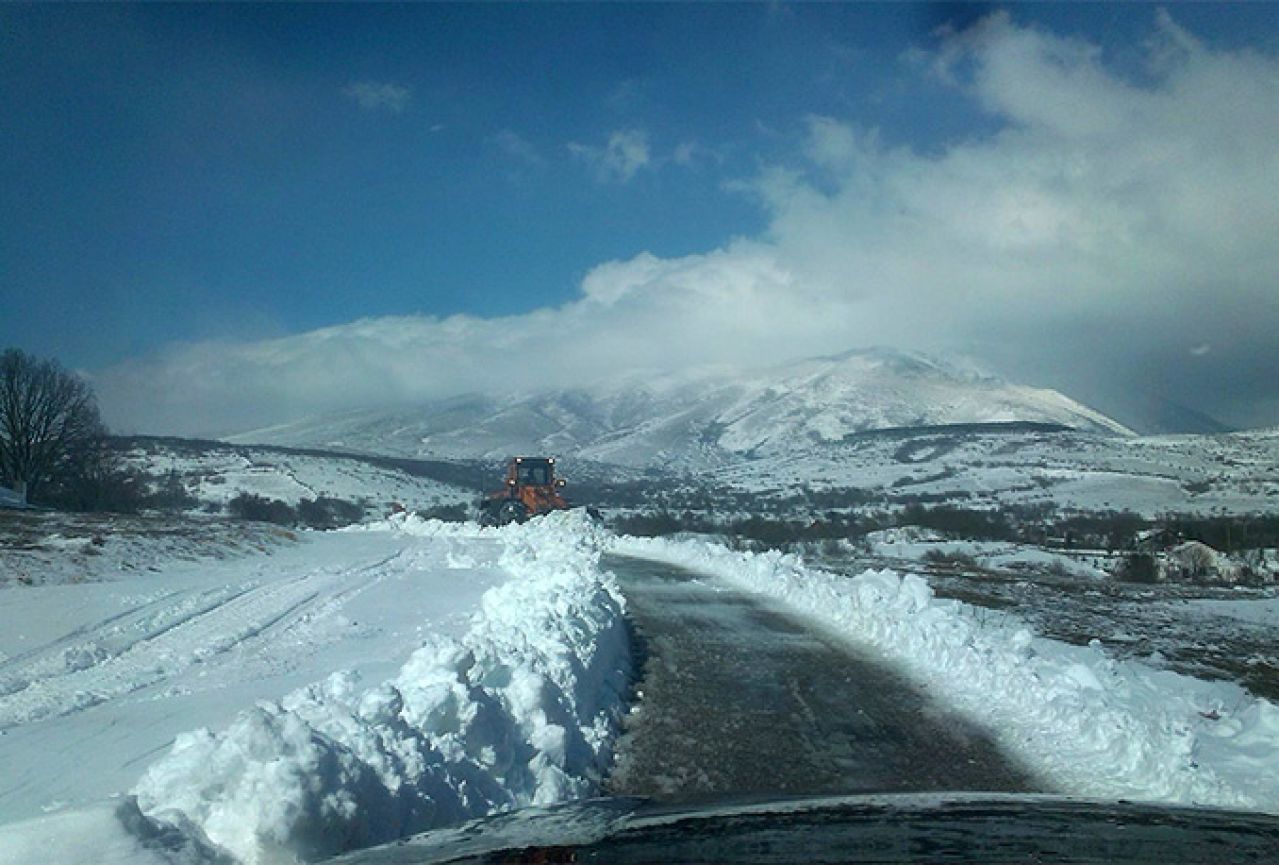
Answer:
0, 348, 106, 501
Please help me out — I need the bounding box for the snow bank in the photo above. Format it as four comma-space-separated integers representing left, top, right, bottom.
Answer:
613, 534, 1279, 813
132, 511, 629, 864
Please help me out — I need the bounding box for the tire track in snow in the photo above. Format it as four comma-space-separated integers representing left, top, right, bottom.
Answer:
0, 587, 251, 698
0, 549, 409, 730
0, 590, 184, 671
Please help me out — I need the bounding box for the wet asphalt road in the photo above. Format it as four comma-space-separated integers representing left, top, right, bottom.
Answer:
603, 554, 1043, 802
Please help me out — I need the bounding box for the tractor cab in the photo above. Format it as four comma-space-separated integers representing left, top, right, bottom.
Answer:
479, 456, 571, 526
514, 460, 553, 486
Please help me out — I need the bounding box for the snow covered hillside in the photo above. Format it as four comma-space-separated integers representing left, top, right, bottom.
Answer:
713, 425, 1279, 517
227, 348, 1132, 468
200, 348, 1277, 523
118, 437, 476, 516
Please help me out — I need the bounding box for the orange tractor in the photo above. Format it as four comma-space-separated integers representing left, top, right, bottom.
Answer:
478, 456, 572, 526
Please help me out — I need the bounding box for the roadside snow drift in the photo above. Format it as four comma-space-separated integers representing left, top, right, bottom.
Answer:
129, 511, 629, 864
613, 535, 1279, 813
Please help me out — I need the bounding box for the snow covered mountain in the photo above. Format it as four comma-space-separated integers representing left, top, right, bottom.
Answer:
228, 348, 1133, 468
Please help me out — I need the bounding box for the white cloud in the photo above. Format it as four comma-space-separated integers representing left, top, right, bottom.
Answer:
100, 13, 1279, 433
568, 129, 651, 183
98, 249, 802, 435
342, 81, 412, 113
492, 129, 542, 165
803, 115, 866, 171
672, 139, 724, 169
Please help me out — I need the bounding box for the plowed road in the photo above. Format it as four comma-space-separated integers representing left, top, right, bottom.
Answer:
604, 554, 1042, 801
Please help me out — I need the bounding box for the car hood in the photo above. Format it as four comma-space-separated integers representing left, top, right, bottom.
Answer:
324, 792, 1279, 864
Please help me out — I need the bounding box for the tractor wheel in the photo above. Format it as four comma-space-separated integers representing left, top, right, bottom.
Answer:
477, 501, 501, 527
496, 499, 529, 526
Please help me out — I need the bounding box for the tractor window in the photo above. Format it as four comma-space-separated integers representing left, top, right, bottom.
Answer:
518, 464, 550, 485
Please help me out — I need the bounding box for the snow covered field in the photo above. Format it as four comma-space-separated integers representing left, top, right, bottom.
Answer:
0, 512, 629, 864
716, 427, 1279, 517
2, 510, 1277, 864
120, 440, 475, 513
0, 510, 298, 589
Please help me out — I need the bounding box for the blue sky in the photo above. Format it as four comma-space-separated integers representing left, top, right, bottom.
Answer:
3, 4, 1278, 433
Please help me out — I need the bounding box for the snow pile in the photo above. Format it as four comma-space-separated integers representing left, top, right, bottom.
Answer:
0, 800, 234, 865
132, 511, 629, 864
613, 534, 1279, 812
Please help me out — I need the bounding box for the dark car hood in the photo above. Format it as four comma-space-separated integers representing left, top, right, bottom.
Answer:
325, 792, 1279, 864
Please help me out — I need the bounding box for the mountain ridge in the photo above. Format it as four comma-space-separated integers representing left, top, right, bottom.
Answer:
226, 348, 1134, 468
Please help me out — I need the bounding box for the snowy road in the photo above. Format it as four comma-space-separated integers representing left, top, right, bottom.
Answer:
605, 554, 1042, 801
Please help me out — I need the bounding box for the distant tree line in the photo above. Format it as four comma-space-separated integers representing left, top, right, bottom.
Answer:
225, 493, 466, 529
610, 503, 1279, 554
